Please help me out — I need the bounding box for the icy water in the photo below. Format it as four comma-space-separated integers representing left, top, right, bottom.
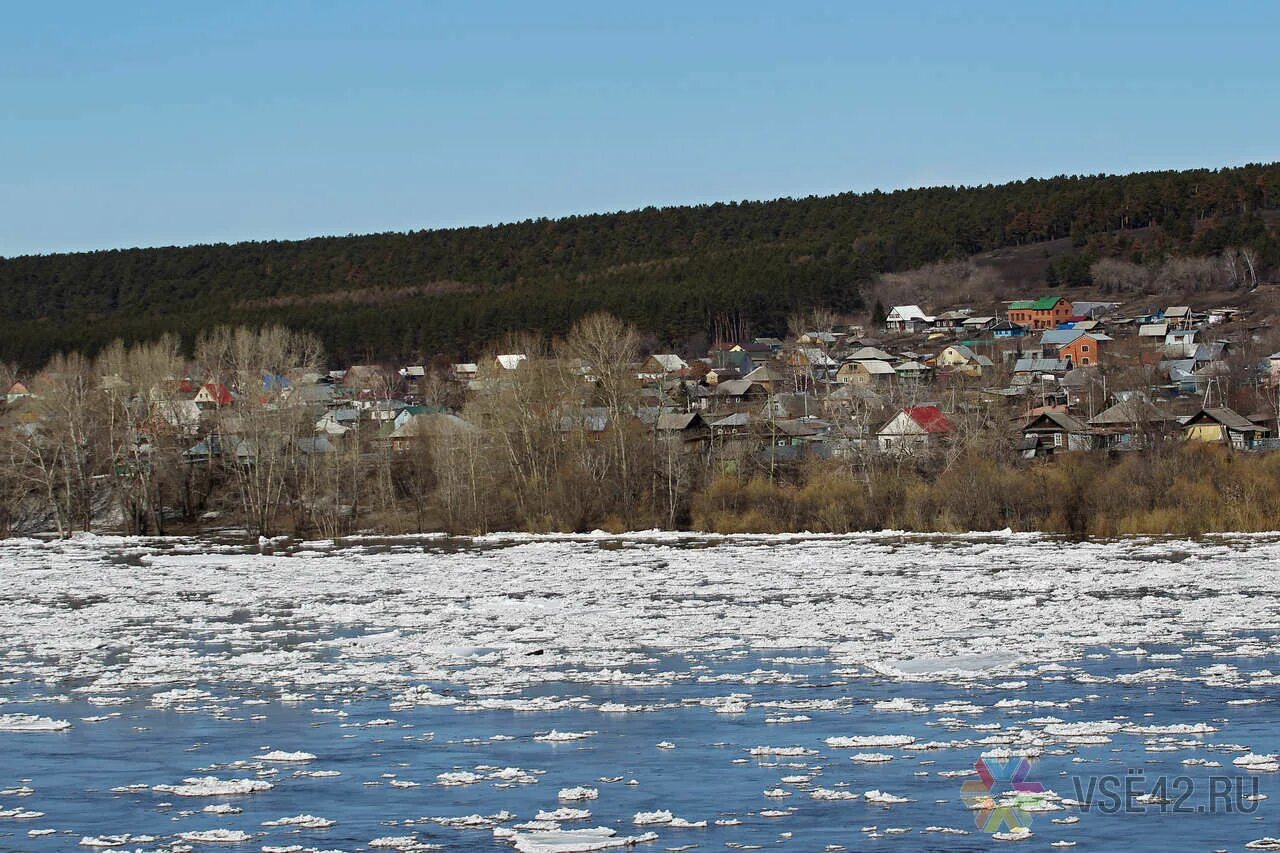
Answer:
2, 533, 1280, 852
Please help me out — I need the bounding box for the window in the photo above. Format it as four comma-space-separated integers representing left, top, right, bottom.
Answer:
1081, 357, 1090, 366
1081, 344, 1090, 353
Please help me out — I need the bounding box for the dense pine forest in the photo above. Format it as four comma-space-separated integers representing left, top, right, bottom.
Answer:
3, 163, 1280, 367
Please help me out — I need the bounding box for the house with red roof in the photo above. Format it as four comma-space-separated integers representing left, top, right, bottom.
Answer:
194, 383, 234, 409
877, 405, 954, 453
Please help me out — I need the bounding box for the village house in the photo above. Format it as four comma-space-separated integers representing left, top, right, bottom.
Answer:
495, 353, 528, 371
884, 305, 932, 333
721, 340, 774, 358
156, 397, 203, 435
1163, 306, 1192, 329
762, 392, 822, 420
876, 405, 954, 453
797, 330, 838, 347
893, 360, 932, 385
846, 345, 895, 362
388, 412, 477, 451
1008, 296, 1073, 330
963, 316, 998, 333
935, 344, 993, 378
835, 358, 896, 387
708, 411, 751, 441
193, 383, 234, 409
5, 380, 32, 403
991, 319, 1028, 339
786, 346, 837, 377
1088, 397, 1180, 450
1138, 322, 1168, 339
711, 379, 768, 410
742, 364, 783, 393
1012, 357, 1072, 379
704, 366, 742, 385
931, 309, 971, 331
1266, 352, 1280, 386
1164, 329, 1199, 358
340, 364, 387, 392
1182, 408, 1269, 450
1071, 301, 1121, 320
1021, 410, 1092, 456
315, 407, 359, 439
655, 411, 711, 448
1039, 329, 1108, 368
639, 354, 688, 378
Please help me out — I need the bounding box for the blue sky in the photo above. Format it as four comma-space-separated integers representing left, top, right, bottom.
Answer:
3, 1, 1278, 256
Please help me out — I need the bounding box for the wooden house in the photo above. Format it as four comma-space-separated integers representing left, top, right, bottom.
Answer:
1183, 408, 1269, 449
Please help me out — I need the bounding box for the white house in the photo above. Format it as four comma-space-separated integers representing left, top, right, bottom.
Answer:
885, 305, 932, 333
876, 405, 954, 453
495, 354, 528, 371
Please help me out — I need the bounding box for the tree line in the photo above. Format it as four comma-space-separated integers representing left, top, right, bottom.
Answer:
2, 163, 1280, 367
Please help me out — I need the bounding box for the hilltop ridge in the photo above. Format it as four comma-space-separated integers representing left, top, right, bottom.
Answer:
2, 163, 1279, 366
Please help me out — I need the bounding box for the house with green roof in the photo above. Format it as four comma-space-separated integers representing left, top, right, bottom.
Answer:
1008, 296, 1073, 330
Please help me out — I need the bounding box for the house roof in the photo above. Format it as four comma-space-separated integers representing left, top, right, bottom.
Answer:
495, 354, 527, 370
1013, 358, 1071, 374
1040, 329, 1100, 346
847, 346, 895, 361
1071, 301, 1120, 317
772, 419, 822, 437
887, 304, 929, 321
713, 379, 756, 396
1165, 306, 1191, 317
1194, 342, 1227, 362
389, 412, 477, 439
743, 365, 782, 383
645, 354, 688, 372
828, 384, 885, 403
710, 412, 751, 428
1186, 407, 1266, 432
904, 405, 953, 433
1010, 296, 1069, 311
1138, 323, 1169, 336
1089, 399, 1179, 426
854, 359, 896, 375
1024, 411, 1089, 433
992, 319, 1026, 332
895, 360, 930, 373
199, 383, 234, 405
943, 343, 978, 360
656, 412, 705, 431
794, 347, 836, 366
767, 393, 821, 418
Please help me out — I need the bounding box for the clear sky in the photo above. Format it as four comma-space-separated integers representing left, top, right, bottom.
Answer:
3, 1, 1278, 256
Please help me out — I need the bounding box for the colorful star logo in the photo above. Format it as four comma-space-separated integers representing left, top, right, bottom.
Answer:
960, 756, 1044, 832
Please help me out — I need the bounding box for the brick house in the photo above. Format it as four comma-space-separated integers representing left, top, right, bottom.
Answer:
1039, 329, 1109, 368
1008, 296, 1073, 330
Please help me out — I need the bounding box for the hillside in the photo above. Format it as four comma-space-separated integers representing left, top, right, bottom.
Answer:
3, 163, 1280, 367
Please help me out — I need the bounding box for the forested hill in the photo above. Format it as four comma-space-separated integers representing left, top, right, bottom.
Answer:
3, 163, 1280, 367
